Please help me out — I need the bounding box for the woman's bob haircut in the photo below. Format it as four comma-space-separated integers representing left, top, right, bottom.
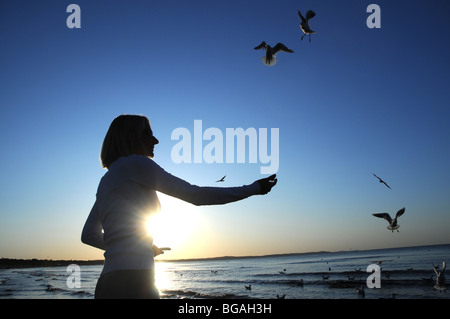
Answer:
100, 114, 150, 169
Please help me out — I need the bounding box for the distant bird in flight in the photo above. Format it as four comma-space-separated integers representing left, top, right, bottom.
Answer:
372, 173, 391, 189
253, 41, 294, 66
216, 175, 226, 182
298, 9, 316, 42
372, 207, 405, 232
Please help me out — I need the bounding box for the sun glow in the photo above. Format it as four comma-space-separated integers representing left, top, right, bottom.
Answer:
146, 193, 203, 254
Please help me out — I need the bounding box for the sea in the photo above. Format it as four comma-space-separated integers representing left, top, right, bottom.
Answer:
1, 244, 449, 300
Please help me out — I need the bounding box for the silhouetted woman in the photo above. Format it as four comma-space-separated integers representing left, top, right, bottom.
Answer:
81, 114, 277, 299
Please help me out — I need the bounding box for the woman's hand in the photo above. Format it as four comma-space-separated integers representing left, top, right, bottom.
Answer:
152, 245, 171, 257
152, 245, 165, 257
256, 174, 277, 194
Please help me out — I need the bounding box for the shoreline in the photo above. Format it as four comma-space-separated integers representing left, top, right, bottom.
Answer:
1, 242, 448, 269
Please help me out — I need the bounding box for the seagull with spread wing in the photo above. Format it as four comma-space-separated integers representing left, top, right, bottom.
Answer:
433, 261, 446, 292
216, 175, 226, 182
253, 41, 294, 66
298, 9, 316, 42
372, 173, 391, 189
373, 207, 405, 232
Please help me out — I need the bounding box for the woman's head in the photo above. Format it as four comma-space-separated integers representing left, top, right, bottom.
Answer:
100, 114, 159, 169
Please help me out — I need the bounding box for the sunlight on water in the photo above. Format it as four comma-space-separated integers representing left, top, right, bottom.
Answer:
154, 262, 173, 293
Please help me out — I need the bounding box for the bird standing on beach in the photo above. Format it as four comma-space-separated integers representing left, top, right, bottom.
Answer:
253, 41, 294, 66
433, 261, 446, 292
372, 207, 405, 232
372, 173, 391, 189
298, 9, 316, 42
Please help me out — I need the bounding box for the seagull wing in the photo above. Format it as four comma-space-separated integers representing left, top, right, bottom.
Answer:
273, 43, 294, 54
254, 41, 267, 50
395, 207, 405, 219
297, 10, 306, 23
433, 265, 440, 276
383, 181, 392, 189
373, 173, 391, 189
372, 173, 381, 181
373, 213, 393, 223
305, 10, 316, 21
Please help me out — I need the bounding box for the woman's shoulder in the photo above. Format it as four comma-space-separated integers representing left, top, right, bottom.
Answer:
117, 154, 153, 164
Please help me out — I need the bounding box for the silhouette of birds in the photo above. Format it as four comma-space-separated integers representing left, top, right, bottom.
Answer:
433, 261, 446, 292
253, 41, 294, 66
245, 284, 252, 291
216, 175, 226, 182
372, 207, 405, 232
297, 9, 316, 42
372, 173, 391, 189
276, 294, 286, 299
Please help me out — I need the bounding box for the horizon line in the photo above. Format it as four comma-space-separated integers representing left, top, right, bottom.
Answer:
1, 242, 448, 268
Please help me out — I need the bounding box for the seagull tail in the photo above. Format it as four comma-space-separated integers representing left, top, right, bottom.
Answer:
261, 56, 277, 66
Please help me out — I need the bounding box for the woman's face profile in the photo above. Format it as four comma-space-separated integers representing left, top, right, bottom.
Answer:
140, 122, 159, 158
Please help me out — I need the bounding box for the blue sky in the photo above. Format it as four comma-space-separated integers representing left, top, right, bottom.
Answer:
1, 0, 449, 260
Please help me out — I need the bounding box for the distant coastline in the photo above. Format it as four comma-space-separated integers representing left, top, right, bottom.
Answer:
159, 242, 449, 263
157, 251, 330, 263
0, 258, 104, 269
1, 243, 448, 269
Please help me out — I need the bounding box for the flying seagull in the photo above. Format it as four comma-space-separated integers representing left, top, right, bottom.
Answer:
298, 10, 316, 42
216, 175, 226, 182
373, 207, 405, 232
253, 41, 294, 66
433, 262, 446, 292
372, 173, 391, 189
